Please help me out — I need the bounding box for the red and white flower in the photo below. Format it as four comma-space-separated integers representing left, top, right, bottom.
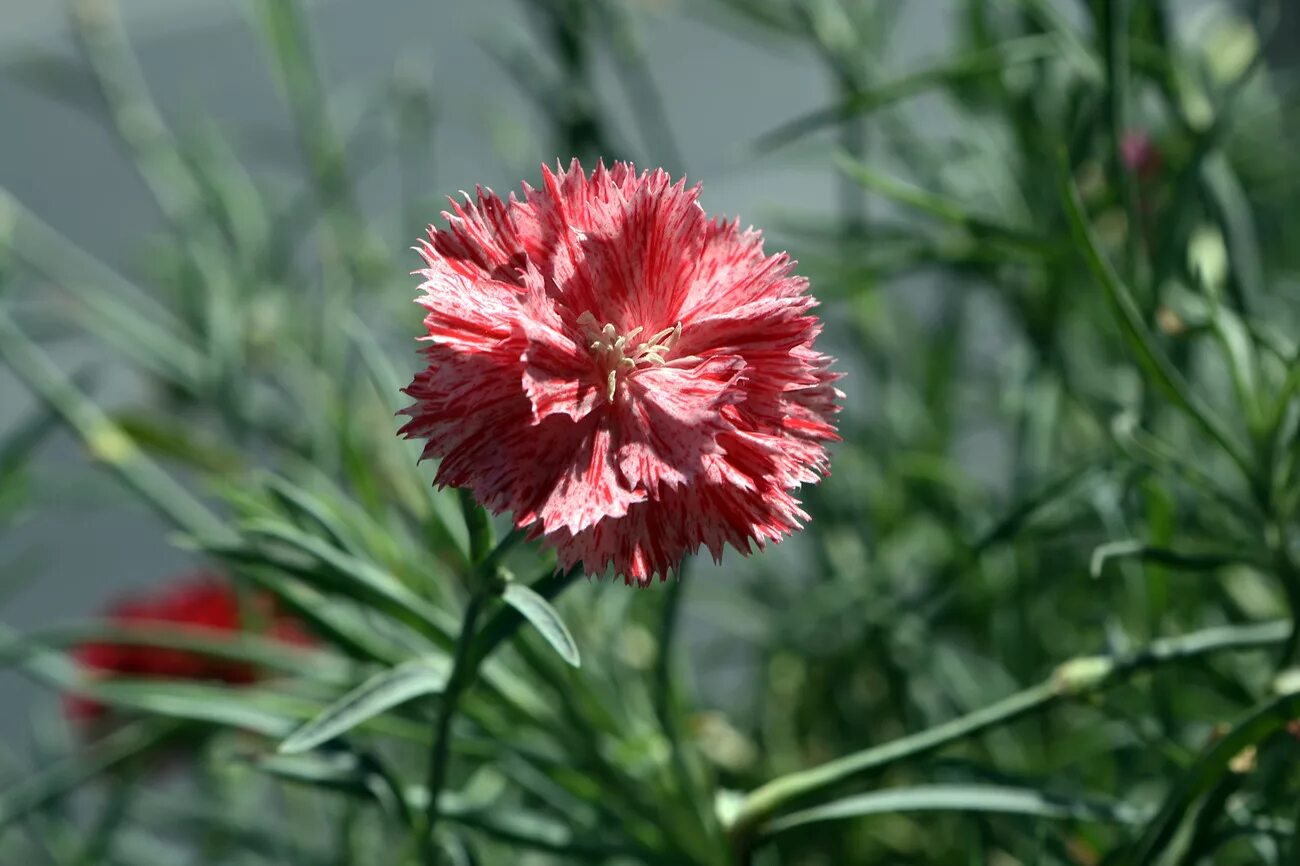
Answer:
401, 160, 841, 584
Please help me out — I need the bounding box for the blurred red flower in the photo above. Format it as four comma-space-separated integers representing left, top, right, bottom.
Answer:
1121, 130, 1163, 182
401, 160, 841, 585
66, 574, 313, 725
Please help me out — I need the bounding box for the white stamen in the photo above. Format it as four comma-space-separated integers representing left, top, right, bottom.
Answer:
576, 311, 682, 402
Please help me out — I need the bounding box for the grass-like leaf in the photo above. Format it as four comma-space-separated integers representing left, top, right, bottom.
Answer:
279, 657, 451, 755
1113, 689, 1300, 865
1055, 149, 1255, 482
752, 35, 1069, 153
763, 783, 1144, 837
501, 583, 581, 669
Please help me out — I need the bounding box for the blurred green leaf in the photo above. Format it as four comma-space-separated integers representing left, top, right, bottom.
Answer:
1056, 150, 1255, 482
15, 621, 350, 684
235, 519, 456, 643
279, 657, 451, 755
1113, 689, 1300, 865
111, 412, 244, 474
753, 35, 1071, 153
0, 308, 228, 541
0, 191, 205, 386
1089, 539, 1262, 579
253, 749, 407, 819
0, 717, 180, 829
763, 783, 1144, 837
835, 152, 1060, 256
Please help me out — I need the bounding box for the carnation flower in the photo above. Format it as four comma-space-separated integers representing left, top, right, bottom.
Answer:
66, 574, 313, 724
401, 160, 841, 584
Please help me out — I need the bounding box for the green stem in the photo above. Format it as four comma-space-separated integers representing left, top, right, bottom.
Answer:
1270, 528, 1300, 669
416, 525, 527, 863
457, 488, 495, 565
725, 619, 1289, 854
419, 591, 488, 865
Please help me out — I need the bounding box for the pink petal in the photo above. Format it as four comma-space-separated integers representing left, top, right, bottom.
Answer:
615, 356, 744, 493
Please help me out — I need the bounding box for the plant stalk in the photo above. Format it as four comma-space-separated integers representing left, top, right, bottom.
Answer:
419, 591, 488, 865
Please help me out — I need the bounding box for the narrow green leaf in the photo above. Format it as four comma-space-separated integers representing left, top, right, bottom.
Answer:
252, 750, 404, 817
1054, 149, 1254, 481
500, 583, 581, 668
110, 412, 243, 473
763, 784, 1144, 837
262, 474, 362, 555
0, 718, 179, 829
835, 152, 1058, 255
448, 803, 635, 858
200, 558, 404, 665
1206, 297, 1264, 434
237, 519, 456, 642
727, 620, 1290, 834
13, 622, 350, 684
279, 657, 451, 755
1114, 690, 1300, 866
1090, 540, 1257, 579
89, 681, 298, 735
0, 309, 229, 542
753, 35, 1068, 152
0, 191, 204, 386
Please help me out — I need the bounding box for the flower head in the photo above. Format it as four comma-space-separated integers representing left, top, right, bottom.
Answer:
66, 574, 313, 725
401, 160, 841, 584
1121, 130, 1163, 182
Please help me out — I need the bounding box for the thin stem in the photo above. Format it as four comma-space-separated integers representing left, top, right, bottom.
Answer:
1270, 526, 1300, 669
725, 618, 1290, 854
653, 565, 687, 725
834, 75, 868, 238
419, 591, 488, 865
457, 488, 496, 566
1101, 0, 1140, 285
416, 524, 530, 863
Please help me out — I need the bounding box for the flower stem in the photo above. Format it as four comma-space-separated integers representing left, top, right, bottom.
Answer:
725, 618, 1290, 858
419, 590, 488, 865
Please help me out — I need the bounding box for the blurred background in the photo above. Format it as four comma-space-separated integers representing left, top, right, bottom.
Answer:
0, 0, 850, 740
2, 1, 1299, 864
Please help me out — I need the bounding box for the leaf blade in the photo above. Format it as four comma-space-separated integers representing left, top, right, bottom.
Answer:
763, 783, 1145, 837
279, 657, 451, 755
500, 583, 581, 668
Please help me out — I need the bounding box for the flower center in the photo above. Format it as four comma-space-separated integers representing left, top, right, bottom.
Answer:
577, 311, 682, 401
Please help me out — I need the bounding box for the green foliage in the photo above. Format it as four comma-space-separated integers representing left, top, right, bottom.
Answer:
2, 0, 1299, 864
